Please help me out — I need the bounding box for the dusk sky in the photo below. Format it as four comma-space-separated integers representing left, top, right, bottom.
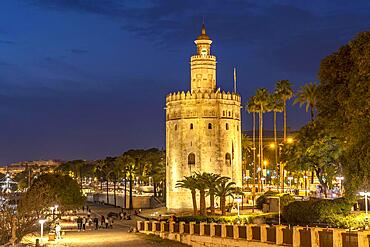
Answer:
1, 0, 369, 165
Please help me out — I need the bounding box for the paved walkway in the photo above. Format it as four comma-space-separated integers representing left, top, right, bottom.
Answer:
21, 203, 188, 247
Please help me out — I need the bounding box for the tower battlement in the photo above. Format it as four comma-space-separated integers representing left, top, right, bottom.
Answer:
166, 90, 241, 103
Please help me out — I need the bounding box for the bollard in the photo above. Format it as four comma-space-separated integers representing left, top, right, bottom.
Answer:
200, 222, 205, 236
357, 231, 370, 247
35, 239, 40, 247
169, 222, 175, 233
233, 224, 239, 240
260, 224, 268, 242
210, 223, 216, 237
221, 224, 227, 238
137, 221, 142, 231
275, 225, 284, 245
292, 226, 301, 247
310, 228, 320, 247
332, 229, 345, 247
144, 221, 149, 231
160, 221, 165, 232
179, 222, 185, 234
246, 224, 253, 241
189, 222, 196, 235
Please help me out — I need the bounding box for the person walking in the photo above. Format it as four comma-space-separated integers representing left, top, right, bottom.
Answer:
105, 217, 109, 229
77, 216, 82, 231
55, 223, 62, 239
101, 215, 105, 228
82, 217, 86, 231
94, 217, 99, 230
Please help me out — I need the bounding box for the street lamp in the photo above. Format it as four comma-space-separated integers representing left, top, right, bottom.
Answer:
235, 197, 242, 218
336, 176, 344, 195
287, 176, 293, 193
38, 219, 47, 243
359, 191, 370, 229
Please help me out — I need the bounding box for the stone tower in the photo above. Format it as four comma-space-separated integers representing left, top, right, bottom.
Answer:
165, 24, 242, 210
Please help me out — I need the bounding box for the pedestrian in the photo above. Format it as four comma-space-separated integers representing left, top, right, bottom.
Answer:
82, 205, 85, 212
55, 223, 62, 239
105, 217, 109, 229
82, 217, 86, 231
120, 212, 123, 220
94, 217, 99, 230
109, 217, 113, 229
88, 217, 93, 230
101, 215, 105, 227
77, 216, 82, 231
87, 211, 91, 218
86, 205, 89, 212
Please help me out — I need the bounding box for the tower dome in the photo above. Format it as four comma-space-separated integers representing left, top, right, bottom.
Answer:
196, 23, 210, 40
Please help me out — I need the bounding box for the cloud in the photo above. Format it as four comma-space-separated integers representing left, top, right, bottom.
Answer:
68, 48, 88, 54
0, 40, 16, 45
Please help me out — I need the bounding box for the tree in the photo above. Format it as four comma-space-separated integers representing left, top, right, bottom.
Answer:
281, 122, 342, 197
268, 92, 283, 185
201, 173, 225, 214
317, 31, 370, 195
254, 88, 270, 190
2, 173, 85, 244
115, 153, 136, 209
176, 175, 198, 215
275, 80, 293, 141
214, 178, 235, 216
293, 82, 319, 120
194, 172, 209, 216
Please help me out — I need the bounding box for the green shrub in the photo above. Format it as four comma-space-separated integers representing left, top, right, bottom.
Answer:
282, 197, 354, 227
256, 191, 278, 209
176, 213, 276, 224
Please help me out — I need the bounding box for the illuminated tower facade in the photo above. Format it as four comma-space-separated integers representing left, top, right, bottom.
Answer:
166, 24, 242, 210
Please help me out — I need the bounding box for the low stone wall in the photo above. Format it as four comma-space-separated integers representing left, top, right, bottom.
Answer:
137, 221, 370, 247
87, 193, 151, 209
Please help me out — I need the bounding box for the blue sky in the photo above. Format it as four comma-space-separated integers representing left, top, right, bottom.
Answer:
0, 0, 369, 164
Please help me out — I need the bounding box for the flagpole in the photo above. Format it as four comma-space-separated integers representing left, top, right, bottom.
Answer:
233, 67, 237, 93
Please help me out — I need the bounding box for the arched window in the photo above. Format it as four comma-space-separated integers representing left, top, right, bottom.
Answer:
226, 123, 229, 130
175, 124, 178, 131
190, 123, 193, 129
228, 111, 231, 117
188, 153, 195, 165
208, 123, 212, 129
223, 111, 225, 116
225, 153, 231, 165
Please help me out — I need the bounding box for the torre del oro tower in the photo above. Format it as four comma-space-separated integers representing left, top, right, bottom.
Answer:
166, 24, 242, 210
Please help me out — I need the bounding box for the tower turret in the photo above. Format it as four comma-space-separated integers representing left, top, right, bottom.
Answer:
190, 23, 217, 91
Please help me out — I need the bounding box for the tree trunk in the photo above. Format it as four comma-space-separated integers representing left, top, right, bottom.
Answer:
191, 189, 197, 215
113, 181, 117, 206
221, 197, 226, 216
153, 181, 157, 197
106, 180, 109, 204
124, 174, 127, 209
210, 189, 215, 214
274, 110, 278, 190
258, 111, 262, 192
310, 107, 314, 121
283, 100, 287, 141
129, 173, 133, 210
252, 112, 256, 213
199, 189, 206, 216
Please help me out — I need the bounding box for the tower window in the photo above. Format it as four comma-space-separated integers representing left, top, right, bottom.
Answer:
237, 125, 239, 131
188, 153, 195, 165
223, 111, 225, 117
226, 123, 229, 130
228, 111, 231, 117
190, 123, 193, 129
208, 123, 212, 129
175, 124, 177, 131
225, 153, 231, 166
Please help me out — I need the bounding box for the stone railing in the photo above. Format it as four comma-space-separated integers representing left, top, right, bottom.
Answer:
137, 221, 370, 247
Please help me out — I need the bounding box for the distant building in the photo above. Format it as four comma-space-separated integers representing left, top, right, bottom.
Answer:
165, 23, 242, 210
0, 160, 62, 175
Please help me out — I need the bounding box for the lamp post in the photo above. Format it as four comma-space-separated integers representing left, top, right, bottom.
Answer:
38, 219, 46, 244
359, 191, 370, 229
235, 197, 242, 218
336, 176, 344, 196
287, 176, 293, 193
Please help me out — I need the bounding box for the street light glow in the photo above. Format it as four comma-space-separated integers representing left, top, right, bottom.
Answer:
287, 137, 294, 144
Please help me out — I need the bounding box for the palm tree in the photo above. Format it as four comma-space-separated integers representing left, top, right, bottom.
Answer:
247, 96, 259, 212
268, 93, 283, 187
214, 177, 235, 216
194, 172, 209, 216
115, 154, 135, 209
293, 82, 318, 121
275, 80, 293, 141
201, 173, 225, 214
176, 175, 198, 215
254, 88, 270, 190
